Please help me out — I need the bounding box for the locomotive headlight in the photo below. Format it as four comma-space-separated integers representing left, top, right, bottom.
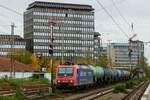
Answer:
58, 80, 60, 83
70, 80, 73, 83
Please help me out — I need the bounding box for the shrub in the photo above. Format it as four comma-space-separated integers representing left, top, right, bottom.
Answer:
14, 89, 25, 100
113, 83, 126, 93
125, 81, 134, 89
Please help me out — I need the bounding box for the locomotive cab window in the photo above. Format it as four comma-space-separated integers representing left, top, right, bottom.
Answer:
59, 68, 65, 73
58, 67, 73, 77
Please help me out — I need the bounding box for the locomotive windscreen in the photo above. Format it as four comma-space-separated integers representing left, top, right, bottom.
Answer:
58, 67, 73, 77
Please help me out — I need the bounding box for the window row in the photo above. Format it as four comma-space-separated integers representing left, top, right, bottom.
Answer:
55, 46, 93, 51
34, 45, 93, 50
33, 19, 94, 26
33, 26, 94, 32
53, 53, 93, 57
0, 51, 8, 56
34, 46, 49, 49
54, 33, 93, 39
34, 39, 51, 43
0, 45, 25, 49
34, 32, 50, 36
33, 12, 94, 20
54, 40, 93, 44
64, 21, 94, 26
34, 39, 94, 46
34, 52, 93, 57
34, 32, 94, 37
0, 42, 25, 45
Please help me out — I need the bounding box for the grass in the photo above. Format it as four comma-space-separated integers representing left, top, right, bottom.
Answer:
0, 77, 50, 100
0, 77, 49, 89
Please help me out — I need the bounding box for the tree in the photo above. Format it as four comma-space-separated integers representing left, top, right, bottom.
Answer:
30, 54, 40, 71
53, 57, 61, 75
138, 56, 150, 77
76, 56, 94, 65
8, 49, 32, 64
40, 56, 61, 73
38, 56, 51, 69
138, 56, 148, 68
95, 53, 109, 67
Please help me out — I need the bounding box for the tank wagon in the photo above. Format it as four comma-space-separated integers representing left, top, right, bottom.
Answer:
56, 64, 131, 87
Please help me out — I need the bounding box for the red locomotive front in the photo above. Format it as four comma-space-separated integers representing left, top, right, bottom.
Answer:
56, 65, 77, 87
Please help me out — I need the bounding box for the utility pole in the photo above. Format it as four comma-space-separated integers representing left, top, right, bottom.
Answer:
10, 23, 16, 78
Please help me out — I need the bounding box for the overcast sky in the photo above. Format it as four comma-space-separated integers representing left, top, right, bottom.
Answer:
0, 0, 150, 64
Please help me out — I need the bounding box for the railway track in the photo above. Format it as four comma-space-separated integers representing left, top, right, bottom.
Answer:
79, 88, 113, 100
64, 86, 113, 100
0, 84, 56, 99
121, 81, 150, 100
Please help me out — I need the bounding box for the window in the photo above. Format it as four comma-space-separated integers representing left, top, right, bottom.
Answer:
58, 67, 73, 77
58, 67, 73, 74
58, 68, 65, 74
66, 68, 73, 74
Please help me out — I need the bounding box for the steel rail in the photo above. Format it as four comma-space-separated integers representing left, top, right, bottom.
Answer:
122, 81, 150, 100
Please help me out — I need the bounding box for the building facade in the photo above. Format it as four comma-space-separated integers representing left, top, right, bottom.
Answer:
108, 41, 144, 69
0, 35, 26, 56
94, 32, 101, 59
24, 1, 95, 61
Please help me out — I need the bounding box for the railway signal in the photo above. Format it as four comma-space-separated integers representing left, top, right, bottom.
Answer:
48, 18, 64, 93
128, 34, 137, 72
49, 44, 53, 54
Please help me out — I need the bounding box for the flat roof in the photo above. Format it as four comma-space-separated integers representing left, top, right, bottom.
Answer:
27, 1, 94, 11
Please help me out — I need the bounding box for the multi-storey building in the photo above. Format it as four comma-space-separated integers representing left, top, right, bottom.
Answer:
0, 35, 26, 56
108, 40, 144, 69
94, 32, 101, 59
24, 1, 95, 61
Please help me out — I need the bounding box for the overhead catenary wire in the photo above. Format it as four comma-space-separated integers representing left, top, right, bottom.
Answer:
0, 4, 23, 36
0, 4, 22, 16
111, 0, 131, 28
94, 0, 129, 39
96, 0, 128, 13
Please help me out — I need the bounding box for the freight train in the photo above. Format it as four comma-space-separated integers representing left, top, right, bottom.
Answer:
56, 64, 131, 87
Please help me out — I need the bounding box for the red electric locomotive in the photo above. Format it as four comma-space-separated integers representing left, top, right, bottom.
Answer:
56, 64, 77, 86
56, 64, 93, 87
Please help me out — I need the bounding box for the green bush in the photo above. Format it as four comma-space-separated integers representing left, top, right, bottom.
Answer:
32, 74, 40, 79
14, 89, 25, 100
138, 77, 147, 82
113, 83, 126, 93
125, 81, 134, 89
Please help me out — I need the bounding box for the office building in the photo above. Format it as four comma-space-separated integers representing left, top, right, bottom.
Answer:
24, 1, 95, 60
108, 40, 144, 69
94, 32, 101, 59
0, 34, 26, 56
